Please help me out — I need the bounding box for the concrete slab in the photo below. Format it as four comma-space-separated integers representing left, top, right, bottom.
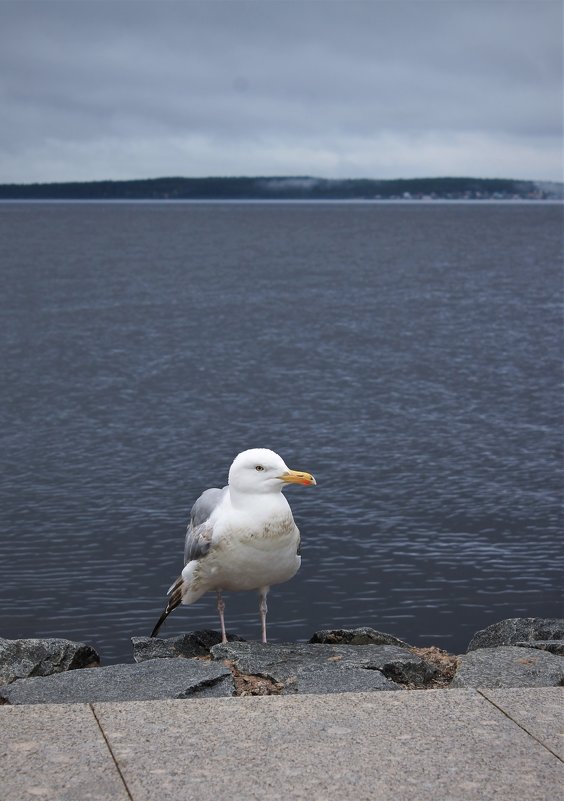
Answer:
480, 687, 564, 760
0, 703, 128, 801
93, 689, 563, 801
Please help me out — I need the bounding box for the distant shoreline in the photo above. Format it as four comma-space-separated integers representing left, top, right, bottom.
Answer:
0, 175, 561, 201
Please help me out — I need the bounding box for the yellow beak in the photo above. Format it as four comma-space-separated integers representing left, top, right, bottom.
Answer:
279, 469, 317, 486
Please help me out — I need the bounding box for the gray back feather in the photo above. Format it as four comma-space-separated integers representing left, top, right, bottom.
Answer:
184, 486, 228, 564
190, 487, 226, 526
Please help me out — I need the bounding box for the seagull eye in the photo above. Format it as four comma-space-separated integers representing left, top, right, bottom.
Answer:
255, 465, 265, 471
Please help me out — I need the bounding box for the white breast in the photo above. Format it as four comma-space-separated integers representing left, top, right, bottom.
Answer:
209, 512, 301, 591
180, 513, 301, 603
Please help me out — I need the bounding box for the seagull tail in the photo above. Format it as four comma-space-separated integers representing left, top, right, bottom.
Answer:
150, 575, 184, 638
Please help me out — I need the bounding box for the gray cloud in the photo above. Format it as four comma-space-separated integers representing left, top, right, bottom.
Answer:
0, 0, 562, 182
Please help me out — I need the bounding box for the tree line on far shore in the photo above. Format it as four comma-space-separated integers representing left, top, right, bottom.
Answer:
0, 175, 560, 200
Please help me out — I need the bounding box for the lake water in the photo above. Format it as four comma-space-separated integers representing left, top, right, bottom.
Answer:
0, 201, 562, 663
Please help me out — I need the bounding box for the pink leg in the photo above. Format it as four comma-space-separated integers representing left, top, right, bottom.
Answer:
216, 590, 227, 643
259, 587, 269, 644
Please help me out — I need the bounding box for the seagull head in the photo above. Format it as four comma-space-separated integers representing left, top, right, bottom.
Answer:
228, 448, 316, 495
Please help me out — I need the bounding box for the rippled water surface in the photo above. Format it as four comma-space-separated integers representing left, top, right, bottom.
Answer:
1, 201, 562, 662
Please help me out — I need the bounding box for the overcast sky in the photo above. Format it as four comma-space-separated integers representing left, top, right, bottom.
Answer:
1, 0, 562, 183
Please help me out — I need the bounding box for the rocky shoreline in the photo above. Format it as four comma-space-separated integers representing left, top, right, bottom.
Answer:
0, 617, 562, 705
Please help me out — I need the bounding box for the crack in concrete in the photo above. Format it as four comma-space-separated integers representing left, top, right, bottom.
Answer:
89, 703, 135, 801
477, 690, 564, 764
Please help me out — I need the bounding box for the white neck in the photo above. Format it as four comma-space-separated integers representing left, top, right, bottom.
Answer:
228, 485, 290, 516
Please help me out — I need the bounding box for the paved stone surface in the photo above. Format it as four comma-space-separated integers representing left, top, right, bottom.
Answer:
468, 618, 564, 651
1, 690, 562, 801
452, 646, 564, 688
92, 689, 563, 801
0, 658, 233, 704
211, 641, 435, 691
0, 703, 128, 801
480, 687, 564, 760
0, 637, 100, 686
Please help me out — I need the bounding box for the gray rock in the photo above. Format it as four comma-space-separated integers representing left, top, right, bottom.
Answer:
286, 665, 400, 694
211, 641, 436, 692
0, 658, 234, 704
0, 637, 100, 686
515, 640, 564, 656
451, 646, 564, 688
132, 630, 244, 662
309, 627, 411, 649
467, 618, 564, 652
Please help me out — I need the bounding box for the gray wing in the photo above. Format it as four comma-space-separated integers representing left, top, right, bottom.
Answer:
183, 486, 228, 564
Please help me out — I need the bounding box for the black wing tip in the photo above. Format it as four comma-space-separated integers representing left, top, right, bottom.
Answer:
150, 608, 169, 638
150, 578, 184, 637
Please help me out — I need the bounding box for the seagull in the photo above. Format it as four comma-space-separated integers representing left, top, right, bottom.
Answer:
150, 448, 316, 643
